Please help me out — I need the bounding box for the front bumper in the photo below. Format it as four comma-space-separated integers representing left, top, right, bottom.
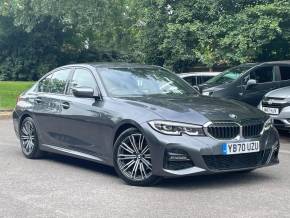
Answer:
141, 123, 280, 178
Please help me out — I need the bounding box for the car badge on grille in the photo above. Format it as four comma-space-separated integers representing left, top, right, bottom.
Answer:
229, 114, 237, 119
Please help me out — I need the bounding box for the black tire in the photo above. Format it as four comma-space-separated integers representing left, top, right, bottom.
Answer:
113, 128, 161, 186
19, 117, 43, 159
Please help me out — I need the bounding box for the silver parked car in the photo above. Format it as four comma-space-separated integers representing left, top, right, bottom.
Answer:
179, 72, 221, 87
258, 86, 290, 131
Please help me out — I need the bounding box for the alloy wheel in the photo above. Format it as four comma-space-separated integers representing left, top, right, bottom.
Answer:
117, 133, 152, 181
20, 120, 36, 156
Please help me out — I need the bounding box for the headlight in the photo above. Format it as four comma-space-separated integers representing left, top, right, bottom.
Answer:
263, 117, 273, 131
148, 120, 205, 136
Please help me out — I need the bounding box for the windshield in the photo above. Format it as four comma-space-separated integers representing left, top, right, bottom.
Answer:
206, 65, 255, 85
97, 67, 198, 97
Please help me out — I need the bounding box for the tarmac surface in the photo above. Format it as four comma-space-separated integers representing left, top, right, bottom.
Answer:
0, 119, 289, 218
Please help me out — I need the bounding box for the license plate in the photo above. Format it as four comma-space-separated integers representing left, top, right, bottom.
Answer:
262, 107, 279, 115
222, 141, 260, 155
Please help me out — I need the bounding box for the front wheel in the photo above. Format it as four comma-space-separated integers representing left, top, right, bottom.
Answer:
113, 128, 161, 186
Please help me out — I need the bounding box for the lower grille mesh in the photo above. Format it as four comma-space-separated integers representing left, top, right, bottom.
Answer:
203, 150, 271, 170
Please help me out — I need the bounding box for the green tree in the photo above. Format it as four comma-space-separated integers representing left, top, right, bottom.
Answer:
138, 0, 290, 70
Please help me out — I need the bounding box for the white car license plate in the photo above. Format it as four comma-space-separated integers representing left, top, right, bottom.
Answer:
262, 107, 279, 115
222, 141, 260, 155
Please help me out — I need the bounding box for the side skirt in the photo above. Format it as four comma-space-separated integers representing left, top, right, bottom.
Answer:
40, 144, 105, 164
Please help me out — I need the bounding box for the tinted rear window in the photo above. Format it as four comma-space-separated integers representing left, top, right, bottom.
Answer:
250, 66, 274, 83
280, 66, 290, 81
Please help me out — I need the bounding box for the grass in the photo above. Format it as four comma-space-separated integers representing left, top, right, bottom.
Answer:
0, 81, 35, 110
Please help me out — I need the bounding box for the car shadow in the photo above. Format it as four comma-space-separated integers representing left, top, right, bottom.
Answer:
41, 152, 275, 189
157, 171, 276, 189
43, 152, 118, 177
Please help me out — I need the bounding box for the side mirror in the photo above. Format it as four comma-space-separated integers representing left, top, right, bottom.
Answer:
246, 79, 257, 89
72, 87, 99, 99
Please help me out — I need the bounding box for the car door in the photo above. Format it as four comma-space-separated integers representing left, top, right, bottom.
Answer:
240, 65, 280, 106
33, 68, 72, 147
33, 73, 54, 144
54, 67, 108, 158
277, 65, 290, 88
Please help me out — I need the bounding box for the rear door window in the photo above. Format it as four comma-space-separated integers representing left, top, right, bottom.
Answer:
50, 69, 71, 94
279, 66, 290, 81
250, 66, 274, 83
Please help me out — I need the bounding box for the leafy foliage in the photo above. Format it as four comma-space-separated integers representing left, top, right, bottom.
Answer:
0, 0, 290, 80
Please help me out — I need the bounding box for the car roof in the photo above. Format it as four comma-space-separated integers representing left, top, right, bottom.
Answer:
260, 60, 290, 65
62, 62, 160, 69
179, 72, 222, 77
241, 61, 290, 67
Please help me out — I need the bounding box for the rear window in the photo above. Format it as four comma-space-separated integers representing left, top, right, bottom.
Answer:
38, 74, 52, 93
279, 66, 290, 81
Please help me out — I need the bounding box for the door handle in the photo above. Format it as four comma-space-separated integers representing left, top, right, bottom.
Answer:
35, 97, 42, 104
61, 102, 70, 109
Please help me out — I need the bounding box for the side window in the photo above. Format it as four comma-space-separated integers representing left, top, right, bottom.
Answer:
38, 74, 52, 93
184, 76, 194, 86
279, 66, 290, 81
196, 76, 202, 85
69, 69, 97, 94
250, 66, 274, 83
200, 76, 212, 84
50, 69, 71, 94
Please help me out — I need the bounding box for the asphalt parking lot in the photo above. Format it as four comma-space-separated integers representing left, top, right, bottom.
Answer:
0, 119, 289, 218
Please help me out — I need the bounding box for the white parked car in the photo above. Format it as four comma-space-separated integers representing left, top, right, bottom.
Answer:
258, 86, 290, 131
179, 72, 221, 87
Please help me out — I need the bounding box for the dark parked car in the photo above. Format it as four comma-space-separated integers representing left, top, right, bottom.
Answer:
200, 61, 290, 106
13, 63, 280, 186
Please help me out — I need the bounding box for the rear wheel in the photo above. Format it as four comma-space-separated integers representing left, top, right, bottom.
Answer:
19, 117, 43, 159
113, 128, 161, 186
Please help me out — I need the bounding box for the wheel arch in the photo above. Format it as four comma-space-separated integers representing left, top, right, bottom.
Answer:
19, 113, 32, 126
112, 120, 145, 146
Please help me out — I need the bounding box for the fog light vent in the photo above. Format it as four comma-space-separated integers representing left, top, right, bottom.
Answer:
167, 151, 191, 161
164, 149, 194, 170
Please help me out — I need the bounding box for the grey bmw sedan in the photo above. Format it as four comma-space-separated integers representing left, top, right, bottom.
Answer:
13, 63, 280, 186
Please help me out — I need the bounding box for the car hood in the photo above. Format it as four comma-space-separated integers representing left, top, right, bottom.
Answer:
118, 95, 265, 125
265, 86, 290, 99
